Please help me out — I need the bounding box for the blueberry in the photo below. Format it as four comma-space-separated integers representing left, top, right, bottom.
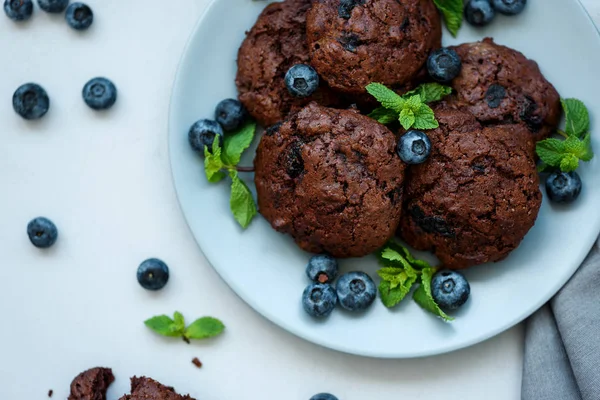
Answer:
65, 2, 92, 30
302, 283, 337, 318
338, 0, 363, 19
13, 83, 50, 120
310, 394, 339, 400
431, 270, 470, 310
306, 255, 338, 283
285, 141, 304, 178
82, 77, 117, 110
27, 217, 58, 249
4, 0, 33, 21
397, 130, 431, 165
137, 258, 170, 291
214, 98, 247, 132
427, 48, 462, 83
492, 0, 526, 15
336, 271, 376, 311
485, 84, 506, 108
545, 171, 582, 204
409, 206, 455, 237
188, 119, 224, 155
465, 0, 496, 27
37, 0, 68, 13
337, 33, 361, 53
285, 64, 319, 98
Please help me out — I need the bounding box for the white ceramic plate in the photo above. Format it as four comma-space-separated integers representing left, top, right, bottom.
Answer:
169, 0, 600, 358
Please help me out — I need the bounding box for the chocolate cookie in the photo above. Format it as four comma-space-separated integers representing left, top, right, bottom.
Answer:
68, 367, 114, 400
255, 102, 405, 258
236, 0, 343, 127
447, 38, 561, 142
306, 0, 441, 94
399, 106, 542, 269
119, 377, 195, 400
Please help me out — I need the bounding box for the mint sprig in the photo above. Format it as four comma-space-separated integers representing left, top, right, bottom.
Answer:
203, 121, 258, 228
376, 242, 453, 321
433, 0, 463, 37
536, 98, 594, 173
145, 311, 225, 341
366, 83, 452, 130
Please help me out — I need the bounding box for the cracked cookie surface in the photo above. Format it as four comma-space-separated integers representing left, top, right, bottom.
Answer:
255, 102, 405, 258
399, 106, 542, 269
306, 0, 441, 94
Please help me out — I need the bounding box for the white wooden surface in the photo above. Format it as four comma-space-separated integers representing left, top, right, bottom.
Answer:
0, 1, 597, 399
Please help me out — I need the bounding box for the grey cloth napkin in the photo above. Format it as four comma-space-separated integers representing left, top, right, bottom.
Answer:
522, 237, 600, 400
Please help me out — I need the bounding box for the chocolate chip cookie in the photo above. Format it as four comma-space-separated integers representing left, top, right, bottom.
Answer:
236, 0, 343, 127
68, 367, 114, 400
447, 38, 561, 142
120, 377, 196, 400
306, 0, 441, 94
255, 102, 405, 258
399, 105, 542, 269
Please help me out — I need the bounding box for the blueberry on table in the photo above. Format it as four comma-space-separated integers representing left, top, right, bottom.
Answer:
492, 0, 526, 15
82, 78, 117, 110
302, 283, 338, 318
306, 254, 338, 283
336, 271, 376, 312
214, 98, 247, 132
397, 130, 431, 165
188, 119, 224, 155
310, 394, 339, 400
465, 0, 496, 27
431, 270, 470, 310
4, 0, 33, 21
546, 171, 582, 204
65, 2, 93, 30
37, 0, 68, 13
285, 64, 319, 98
137, 258, 170, 291
427, 48, 462, 83
27, 217, 58, 248
13, 83, 50, 120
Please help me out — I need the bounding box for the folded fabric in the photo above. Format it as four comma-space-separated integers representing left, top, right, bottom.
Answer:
522, 238, 600, 400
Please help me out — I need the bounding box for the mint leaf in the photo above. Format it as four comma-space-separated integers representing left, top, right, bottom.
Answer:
399, 108, 416, 130
229, 170, 257, 228
404, 83, 452, 103
366, 83, 404, 112
563, 135, 589, 159
173, 311, 185, 333
562, 98, 589, 138
581, 133, 594, 161
204, 138, 226, 183
221, 121, 256, 166
413, 103, 439, 130
144, 314, 185, 337
368, 107, 399, 125
377, 245, 420, 308
560, 154, 579, 172
380, 279, 413, 308
413, 268, 453, 322
377, 267, 408, 289
184, 317, 225, 339
433, 0, 463, 37
536, 138, 566, 167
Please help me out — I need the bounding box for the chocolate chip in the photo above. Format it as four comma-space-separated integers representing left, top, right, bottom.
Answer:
486, 84, 506, 108
265, 122, 282, 136
410, 206, 455, 237
286, 142, 304, 179
338, 0, 364, 19
520, 95, 543, 131
338, 33, 361, 53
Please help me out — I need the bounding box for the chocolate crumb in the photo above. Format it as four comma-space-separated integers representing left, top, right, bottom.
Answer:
191, 358, 202, 369
48, 389, 53, 398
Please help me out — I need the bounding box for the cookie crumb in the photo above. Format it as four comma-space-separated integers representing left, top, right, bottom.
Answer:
48, 389, 53, 398
191, 358, 202, 369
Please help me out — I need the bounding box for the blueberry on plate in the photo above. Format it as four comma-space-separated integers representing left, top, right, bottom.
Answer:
65, 2, 93, 30
336, 271, 376, 311
4, 0, 33, 21
306, 254, 338, 283
465, 0, 496, 27
492, 0, 526, 15
285, 64, 319, 98
302, 283, 337, 318
27, 217, 58, 248
427, 48, 462, 83
37, 0, 68, 13
82, 77, 117, 110
546, 171, 582, 204
137, 258, 170, 291
310, 394, 339, 400
397, 130, 431, 165
215, 98, 247, 132
13, 83, 50, 120
188, 119, 224, 154
431, 270, 470, 310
